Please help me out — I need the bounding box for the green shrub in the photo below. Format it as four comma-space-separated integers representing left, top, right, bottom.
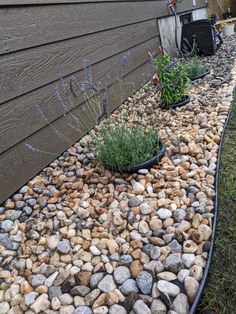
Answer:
95, 120, 160, 172
153, 53, 190, 108
182, 57, 208, 79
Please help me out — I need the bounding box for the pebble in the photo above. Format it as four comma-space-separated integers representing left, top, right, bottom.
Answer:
133, 300, 151, 314
157, 280, 180, 297
172, 293, 189, 314
1, 220, 14, 231
98, 275, 116, 292
74, 306, 93, 314
163, 254, 183, 273
150, 299, 166, 313
182, 253, 195, 268
139, 203, 152, 215
114, 266, 131, 284
184, 276, 200, 303
30, 294, 50, 313
109, 304, 127, 314
120, 279, 139, 295
157, 208, 172, 219
57, 240, 71, 254
136, 271, 153, 294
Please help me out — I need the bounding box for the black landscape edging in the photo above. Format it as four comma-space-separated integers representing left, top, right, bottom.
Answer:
190, 70, 210, 81
189, 85, 236, 314
160, 95, 191, 110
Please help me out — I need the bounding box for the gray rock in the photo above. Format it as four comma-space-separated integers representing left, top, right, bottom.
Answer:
48, 286, 62, 300
150, 246, 161, 260
1, 220, 14, 231
71, 286, 90, 297
140, 203, 152, 215
32, 274, 46, 288
97, 275, 116, 292
19, 186, 29, 194
57, 240, 71, 254
150, 299, 167, 314
90, 273, 104, 288
24, 292, 38, 306
27, 198, 37, 207
74, 306, 93, 314
133, 300, 151, 314
177, 269, 190, 283
120, 279, 139, 295
15, 201, 25, 209
168, 240, 182, 253
23, 206, 33, 215
119, 255, 133, 266
163, 254, 183, 274
172, 293, 189, 314
109, 304, 127, 314
114, 266, 131, 284
172, 209, 186, 223
128, 197, 142, 208
136, 271, 153, 294
0, 234, 14, 250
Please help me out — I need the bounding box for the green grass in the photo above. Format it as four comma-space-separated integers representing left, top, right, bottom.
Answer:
198, 93, 236, 314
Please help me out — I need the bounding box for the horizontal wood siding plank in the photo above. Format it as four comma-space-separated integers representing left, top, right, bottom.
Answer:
0, 61, 154, 204
0, 36, 159, 155
0, 0, 207, 55
0, 0, 206, 6
0, 20, 157, 105
0, 2, 162, 54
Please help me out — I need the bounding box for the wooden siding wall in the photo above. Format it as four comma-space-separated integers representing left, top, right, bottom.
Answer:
208, 0, 236, 18
0, 0, 206, 204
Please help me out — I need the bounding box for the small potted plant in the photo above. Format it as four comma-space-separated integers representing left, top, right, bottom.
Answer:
182, 57, 209, 81
95, 115, 166, 173
153, 53, 191, 109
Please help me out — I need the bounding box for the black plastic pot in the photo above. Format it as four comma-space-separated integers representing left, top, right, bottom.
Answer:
190, 70, 210, 81
106, 140, 166, 173
160, 95, 191, 110
121, 141, 166, 173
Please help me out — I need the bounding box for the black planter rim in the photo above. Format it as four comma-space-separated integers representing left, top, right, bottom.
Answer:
191, 70, 210, 81
105, 140, 166, 173
160, 95, 191, 109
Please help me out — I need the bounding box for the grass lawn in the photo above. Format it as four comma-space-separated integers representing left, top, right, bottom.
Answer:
198, 92, 236, 313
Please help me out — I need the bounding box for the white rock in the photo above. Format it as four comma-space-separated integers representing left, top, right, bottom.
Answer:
157, 280, 180, 297
157, 208, 172, 219
182, 254, 195, 268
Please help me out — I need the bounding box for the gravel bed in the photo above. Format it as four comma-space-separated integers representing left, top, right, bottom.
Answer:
0, 35, 236, 314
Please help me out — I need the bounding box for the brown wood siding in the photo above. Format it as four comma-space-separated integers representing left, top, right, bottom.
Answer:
208, 0, 235, 19
0, 0, 206, 204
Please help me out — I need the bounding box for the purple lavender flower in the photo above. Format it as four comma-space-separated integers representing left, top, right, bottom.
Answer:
35, 103, 45, 119
122, 51, 131, 68
24, 143, 36, 151
55, 87, 69, 115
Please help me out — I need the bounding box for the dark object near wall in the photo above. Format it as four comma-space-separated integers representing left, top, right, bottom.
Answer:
181, 19, 222, 56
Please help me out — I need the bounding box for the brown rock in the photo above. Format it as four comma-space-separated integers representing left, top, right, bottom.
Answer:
75, 272, 91, 286
130, 260, 143, 278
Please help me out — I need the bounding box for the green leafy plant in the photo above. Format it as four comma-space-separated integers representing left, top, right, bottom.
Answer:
153, 53, 191, 108
95, 117, 160, 172
182, 57, 208, 79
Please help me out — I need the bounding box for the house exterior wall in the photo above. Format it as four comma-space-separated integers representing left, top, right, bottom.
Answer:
0, 0, 206, 203
158, 7, 208, 55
